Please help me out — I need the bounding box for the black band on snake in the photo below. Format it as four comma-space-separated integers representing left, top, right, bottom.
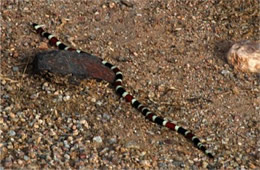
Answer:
32, 23, 214, 158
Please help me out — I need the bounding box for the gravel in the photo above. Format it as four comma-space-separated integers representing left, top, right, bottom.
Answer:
1, 0, 259, 169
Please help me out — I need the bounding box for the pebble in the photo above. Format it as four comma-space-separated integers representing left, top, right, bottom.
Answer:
202, 161, 208, 168
121, 0, 134, 7
17, 159, 23, 165
79, 153, 87, 159
63, 140, 70, 148
9, 112, 16, 119
139, 151, 146, 157
2, 94, 9, 99
232, 86, 240, 95
8, 130, 16, 136
249, 163, 257, 169
158, 84, 165, 92
68, 136, 73, 142
125, 141, 140, 149
80, 119, 89, 128
73, 129, 79, 136
1, 80, 6, 85
33, 124, 39, 129
140, 160, 151, 167
102, 113, 111, 120
93, 136, 102, 143
91, 97, 96, 103
109, 2, 116, 8
108, 137, 117, 144
221, 70, 231, 76
64, 154, 70, 160
24, 155, 29, 161
63, 95, 70, 101
30, 93, 39, 99
96, 100, 103, 106
6, 85, 13, 91
158, 162, 167, 169
42, 82, 48, 87
57, 95, 63, 102
172, 160, 184, 167
148, 91, 155, 98
100, 147, 109, 155
38, 42, 48, 50
72, 125, 77, 130
12, 66, 19, 72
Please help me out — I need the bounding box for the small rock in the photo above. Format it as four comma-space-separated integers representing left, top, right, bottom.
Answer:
24, 155, 29, 161
221, 70, 231, 76
140, 160, 151, 167
102, 113, 111, 120
249, 162, 257, 169
172, 160, 184, 167
202, 161, 208, 168
33, 124, 39, 129
120, 0, 134, 7
80, 153, 87, 159
16, 111, 23, 116
158, 162, 167, 169
12, 66, 19, 72
64, 154, 70, 160
43, 82, 49, 87
125, 141, 140, 149
108, 137, 117, 144
9, 112, 16, 119
148, 91, 155, 98
17, 159, 23, 165
63, 95, 70, 101
93, 136, 102, 143
64, 140, 70, 148
8, 130, 16, 136
109, 2, 116, 8
4, 106, 12, 111
38, 42, 49, 50
30, 93, 39, 99
57, 95, 63, 102
100, 147, 109, 155
232, 86, 240, 95
73, 129, 79, 136
1, 80, 6, 85
68, 136, 73, 142
158, 84, 165, 92
80, 119, 89, 128
6, 85, 13, 91
96, 100, 103, 106
91, 97, 96, 103
227, 40, 260, 73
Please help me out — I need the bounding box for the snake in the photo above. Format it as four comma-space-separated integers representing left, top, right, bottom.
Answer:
32, 23, 214, 158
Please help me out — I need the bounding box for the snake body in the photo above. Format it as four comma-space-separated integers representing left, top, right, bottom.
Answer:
32, 23, 214, 158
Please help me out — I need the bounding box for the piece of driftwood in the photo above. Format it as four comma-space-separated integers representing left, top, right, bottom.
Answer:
226, 40, 260, 73
33, 50, 115, 83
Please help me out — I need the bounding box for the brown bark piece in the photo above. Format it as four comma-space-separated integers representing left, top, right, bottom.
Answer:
33, 50, 115, 83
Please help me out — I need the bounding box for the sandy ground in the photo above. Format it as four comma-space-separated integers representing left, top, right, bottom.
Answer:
1, 0, 259, 169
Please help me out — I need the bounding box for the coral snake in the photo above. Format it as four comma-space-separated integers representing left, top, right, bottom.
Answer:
32, 23, 214, 158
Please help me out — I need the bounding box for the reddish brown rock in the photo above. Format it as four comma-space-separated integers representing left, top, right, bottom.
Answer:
33, 50, 115, 83
226, 40, 260, 73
